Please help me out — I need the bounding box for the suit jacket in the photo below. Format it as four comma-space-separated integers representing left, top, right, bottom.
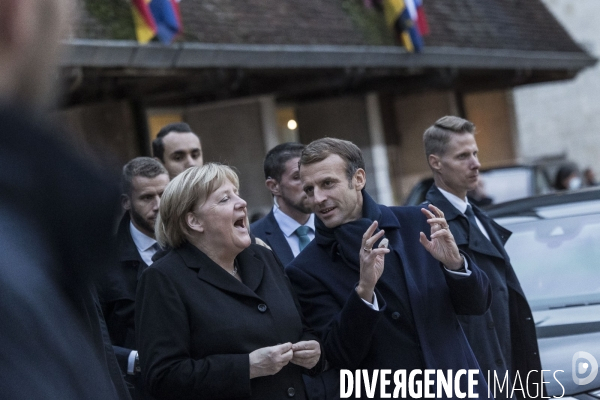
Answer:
0, 105, 130, 399
250, 209, 294, 266
99, 213, 149, 366
426, 185, 542, 399
286, 192, 492, 400
135, 242, 323, 400
97, 212, 151, 398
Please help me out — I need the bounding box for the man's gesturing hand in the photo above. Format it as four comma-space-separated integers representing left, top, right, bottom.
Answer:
356, 221, 390, 303
249, 342, 293, 379
291, 340, 321, 370
419, 204, 463, 270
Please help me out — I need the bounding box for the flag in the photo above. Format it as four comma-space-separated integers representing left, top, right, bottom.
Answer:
382, 0, 423, 53
131, 0, 157, 44
414, 0, 430, 35
171, 0, 183, 31
149, 0, 182, 44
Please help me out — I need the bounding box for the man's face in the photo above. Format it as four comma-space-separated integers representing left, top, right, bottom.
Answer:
160, 132, 203, 179
276, 157, 312, 215
123, 174, 170, 238
432, 133, 481, 199
300, 154, 365, 229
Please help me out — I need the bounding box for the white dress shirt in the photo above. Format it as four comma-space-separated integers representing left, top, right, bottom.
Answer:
272, 202, 315, 257
436, 187, 491, 240
129, 222, 159, 267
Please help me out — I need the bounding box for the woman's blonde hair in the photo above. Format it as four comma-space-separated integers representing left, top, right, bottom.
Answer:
156, 163, 240, 248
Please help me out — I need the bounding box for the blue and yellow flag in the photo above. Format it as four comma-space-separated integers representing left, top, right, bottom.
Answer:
382, 0, 423, 53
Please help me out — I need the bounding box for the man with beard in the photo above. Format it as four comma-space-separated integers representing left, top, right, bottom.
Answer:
251, 142, 314, 266
97, 157, 169, 399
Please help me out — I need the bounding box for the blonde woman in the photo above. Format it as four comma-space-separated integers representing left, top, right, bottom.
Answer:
135, 164, 323, 400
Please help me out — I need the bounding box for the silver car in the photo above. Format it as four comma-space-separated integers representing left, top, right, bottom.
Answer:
488, 187, 600, 399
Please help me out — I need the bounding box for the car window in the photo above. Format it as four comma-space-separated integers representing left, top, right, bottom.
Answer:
480, 168, 533, 204
500, 213, 600, 311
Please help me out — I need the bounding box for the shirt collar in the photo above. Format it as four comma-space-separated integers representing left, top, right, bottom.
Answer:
129, 221, 157, 252
272, 205, 315, 237
437, 187, 470, 214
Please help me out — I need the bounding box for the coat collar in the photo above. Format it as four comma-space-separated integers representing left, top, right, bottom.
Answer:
261, 210, 294, 265
117, 213, 145, 265
176, 241, 264, 299
426, 184, 510, 259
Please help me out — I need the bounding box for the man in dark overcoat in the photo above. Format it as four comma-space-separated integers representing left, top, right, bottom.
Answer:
423, 116, 542, 399
98, 157, 169, 398
286, 138, 493, 400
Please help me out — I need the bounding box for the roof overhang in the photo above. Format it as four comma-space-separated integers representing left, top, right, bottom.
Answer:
63, 39, 595, 71
60, 39, 597, 106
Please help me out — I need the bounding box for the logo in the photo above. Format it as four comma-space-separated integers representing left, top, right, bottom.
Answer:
572, 351, 598, 386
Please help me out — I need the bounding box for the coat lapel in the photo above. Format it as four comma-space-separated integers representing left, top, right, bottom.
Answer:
426, 185, 504, 260
377, 206, 426, 321
472, 205, 512, 261
263, 211, 294, 266
116, 213, 149, 280
177, 242, 262, 300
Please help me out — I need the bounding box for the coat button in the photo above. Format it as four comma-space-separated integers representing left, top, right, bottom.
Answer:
487, 322, 495, 329
258, 304, 267, 313
391, 312, 401, 320
287, 387, 295, 397
495, 358, 504, 367
525, 317, 532, 321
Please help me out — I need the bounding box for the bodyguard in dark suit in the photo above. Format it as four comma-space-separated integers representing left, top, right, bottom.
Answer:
286, 138, 493, 400
98, 157, 169, 399
423, 116, 542, 399
251, 143, 315, 266
136, 164, 324, 400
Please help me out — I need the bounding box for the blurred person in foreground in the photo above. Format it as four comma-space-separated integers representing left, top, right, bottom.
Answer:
423, 116, 542, 399
152, 122, 203, 179
286, 138, 491, 399
251, 142, 315, 266
135, 163, 324, 400
97, 157, 170, 399
0, 0, 130, 398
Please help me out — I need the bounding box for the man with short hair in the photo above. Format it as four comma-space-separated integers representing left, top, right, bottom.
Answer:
251, 142, 314, 265
98, 157, 169, 399
286, 137, 492, 399
423, 116, 542, 399
152, 122, 203, 179
0, 0, 130, 398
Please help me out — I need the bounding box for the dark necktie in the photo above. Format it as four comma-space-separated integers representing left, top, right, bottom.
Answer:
464, 205, 501, 257
295, 225, 311, 252
150, 242, 161, 254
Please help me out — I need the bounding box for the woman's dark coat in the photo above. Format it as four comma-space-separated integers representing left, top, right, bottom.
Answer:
135, 242, 321, 400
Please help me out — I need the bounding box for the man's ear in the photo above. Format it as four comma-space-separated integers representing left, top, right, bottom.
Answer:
121, 194, 131, 211
153, 156, 163, 164
265, 178, 280, 196
428, 154, 441, 171
186, 212, 204, 233
353, 168, 366, 191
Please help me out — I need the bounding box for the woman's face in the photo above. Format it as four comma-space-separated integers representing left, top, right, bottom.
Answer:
192, 179, 251, 254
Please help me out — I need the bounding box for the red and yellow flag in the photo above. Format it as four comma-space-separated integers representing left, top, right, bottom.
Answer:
132, 0, 157, 44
